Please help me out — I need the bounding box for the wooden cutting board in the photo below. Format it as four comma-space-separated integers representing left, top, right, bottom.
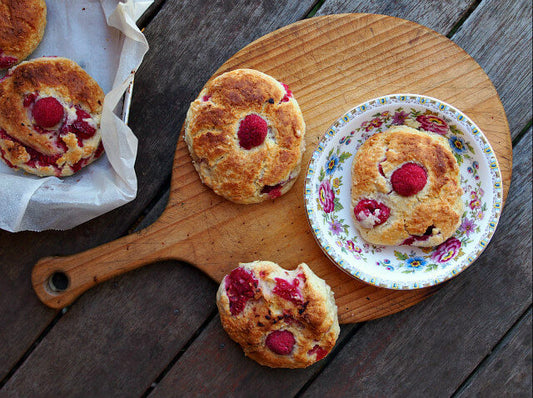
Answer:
32, 14, 512, 323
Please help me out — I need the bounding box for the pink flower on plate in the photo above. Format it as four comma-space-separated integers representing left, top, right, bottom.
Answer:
431, 237, 462, 263
416, 114, 449, 135
319, 179, 335, 213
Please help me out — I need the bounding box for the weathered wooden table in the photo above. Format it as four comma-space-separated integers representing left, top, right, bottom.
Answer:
1, 1, 531, 396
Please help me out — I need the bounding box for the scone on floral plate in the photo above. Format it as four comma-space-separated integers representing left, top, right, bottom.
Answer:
216, 261, 340, 368
304, 94, 503, 290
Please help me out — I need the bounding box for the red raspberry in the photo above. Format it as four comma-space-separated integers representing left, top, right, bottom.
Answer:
0, 53, 17, 69
71, 108, 96, 139
225, 267, 258, 316
308, 344, 328, 361
280, 83, 293, 102
265, 330, 295, 355
391, 163, 427, 196
354, 199, 390, 227
237, 114, 268, 150
32, 97, 64, 128
273, 277, 303, 305
261, 183, 283, 199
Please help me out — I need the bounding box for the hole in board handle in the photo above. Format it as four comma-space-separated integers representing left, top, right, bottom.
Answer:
48, 272, 69, 292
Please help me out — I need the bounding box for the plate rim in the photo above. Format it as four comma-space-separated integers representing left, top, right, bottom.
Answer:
303, 93, 503, 290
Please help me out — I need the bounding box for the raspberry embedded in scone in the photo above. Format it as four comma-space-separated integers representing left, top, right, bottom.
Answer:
0, 57, 105, 177
351, 125, 463, 247
184, 69, 306, 204
216, 261, 340, 368
0, 0, 47, 69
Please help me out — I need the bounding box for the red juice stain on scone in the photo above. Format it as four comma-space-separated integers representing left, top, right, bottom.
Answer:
265, 330, 295, 355
354, 199, 391, 228
32, 97, 65, 128
308, 344, 328, 360
0, 51, 17, 69
280, 83, 293, 103
237, 114, 268, 150
273, 277, 304, 305
225, 267, 258, 315
391, 163, 427, 196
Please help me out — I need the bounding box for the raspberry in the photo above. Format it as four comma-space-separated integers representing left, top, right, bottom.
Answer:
280, 83, 293, 102
391, 163, 427, 196
0, 54, 17, 69
273, 277, 303, 305
237, 114, 268, 150
354, 199, 390, 228
225, 267, 258, 315
261, 183, 283, 199
67, 108, 96, 140
23, 93, 38, 108
308, 344, 328, 360
265, 330, 295, 355
32, 97, 64, 128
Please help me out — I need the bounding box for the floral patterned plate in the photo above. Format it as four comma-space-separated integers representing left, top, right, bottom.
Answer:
304, 94, 503, 289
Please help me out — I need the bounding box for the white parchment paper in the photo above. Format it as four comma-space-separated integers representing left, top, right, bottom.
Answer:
0, 0, 153, 232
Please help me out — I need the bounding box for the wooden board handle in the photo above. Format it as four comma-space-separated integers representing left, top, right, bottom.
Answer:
31, 220, 187, 309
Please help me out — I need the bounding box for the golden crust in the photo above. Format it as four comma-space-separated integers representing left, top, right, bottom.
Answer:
0, 57, 105, 177
0, 0, 47, 68
216, 261, 340, 368
351, 126, 463, 246
184, 69, 306, 204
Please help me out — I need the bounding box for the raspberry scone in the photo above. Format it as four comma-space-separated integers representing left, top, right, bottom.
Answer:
0, 0, 47, 69
184, 69, 306, 204
216, 261, 340, 368
0, 57, 105, 177
351, 125, 463, 247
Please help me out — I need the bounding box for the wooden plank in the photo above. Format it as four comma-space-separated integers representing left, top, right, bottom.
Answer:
149, 318, 358, 397
456, 308, 532, 398
299, 127, 531, 397
1, 262, 218, 397
316, 0, 478, 34
0, 0, 316, 393
319, 0, 532, 140
451, 0, 532, 139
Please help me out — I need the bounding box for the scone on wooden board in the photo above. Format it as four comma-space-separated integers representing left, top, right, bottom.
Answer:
0, 0, 47, 69
0, 57, 105, 177
351, 125, 463, 247
216, 261, 340, 368
184, 68, 306, 204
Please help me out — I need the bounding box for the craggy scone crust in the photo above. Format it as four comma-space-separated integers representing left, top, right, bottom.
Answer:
184, 69, 306, 204
216, 261, 340, 368
0, 0, 47, 68
351, 126, 463, 247
0, 57, 105, 177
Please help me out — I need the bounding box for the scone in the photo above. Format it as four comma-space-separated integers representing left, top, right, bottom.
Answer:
351, 125, 463, 247
0, 0, 47, 69
0, 57, 105, 177
216, 261, 340, 368
184, 68, 306, 204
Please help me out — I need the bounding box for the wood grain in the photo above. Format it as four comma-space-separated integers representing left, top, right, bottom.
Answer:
31, 14, 512, 324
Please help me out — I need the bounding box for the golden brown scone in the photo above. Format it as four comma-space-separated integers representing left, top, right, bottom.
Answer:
0, 57, 105, 177
351, 125, 463, 247
184, 69, 306, 204
0, 0, 47, 69
216, 261, 340, 368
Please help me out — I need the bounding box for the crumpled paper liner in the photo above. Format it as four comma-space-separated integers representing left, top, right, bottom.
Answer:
0, 0, 153, 232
